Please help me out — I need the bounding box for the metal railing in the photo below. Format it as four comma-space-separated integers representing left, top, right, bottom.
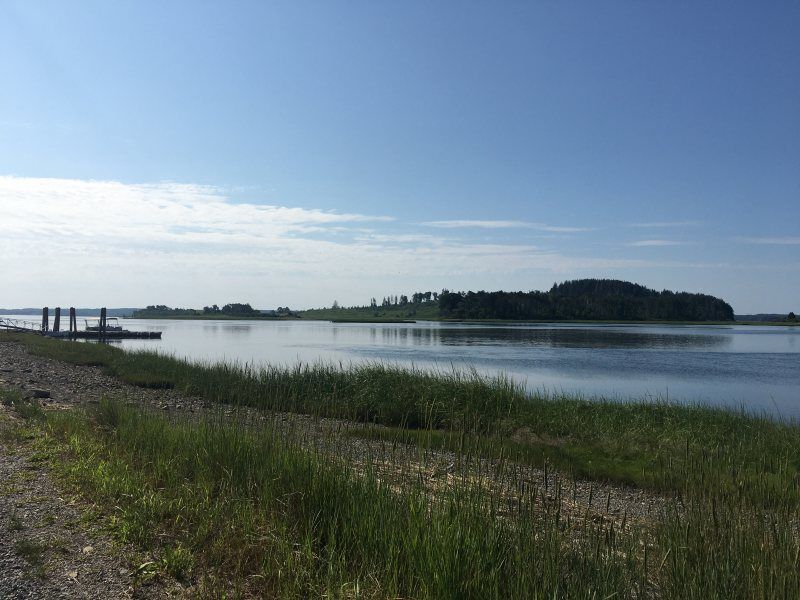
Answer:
0, 317, 43, 332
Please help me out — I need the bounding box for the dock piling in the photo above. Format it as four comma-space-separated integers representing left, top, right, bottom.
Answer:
2, 307, 161, 340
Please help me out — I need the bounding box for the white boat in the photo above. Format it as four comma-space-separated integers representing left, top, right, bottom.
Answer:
84, 317, 124, 332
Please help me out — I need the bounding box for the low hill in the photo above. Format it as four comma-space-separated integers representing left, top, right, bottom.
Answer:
303, 279, 735, 322
439, 279, 734, 321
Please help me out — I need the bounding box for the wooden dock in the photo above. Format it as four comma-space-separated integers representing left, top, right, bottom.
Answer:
44, 330, 162, 340
1, 307, 162, 340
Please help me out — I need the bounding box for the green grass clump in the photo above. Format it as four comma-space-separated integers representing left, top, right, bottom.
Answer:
14, 538, 45, 561
161, 545, 194, 582
1, 387, 45, 421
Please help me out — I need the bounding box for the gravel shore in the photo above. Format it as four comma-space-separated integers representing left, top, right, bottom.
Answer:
0, 340, 200, 598
0, 404, 187, 599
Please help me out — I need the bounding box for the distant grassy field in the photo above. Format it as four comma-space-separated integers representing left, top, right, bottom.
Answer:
299, 302, 440, 321
4, 331, 800, 597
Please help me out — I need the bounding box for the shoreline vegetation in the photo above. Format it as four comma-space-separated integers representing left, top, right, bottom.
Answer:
117, 278, 797, 324
1, 331, 799, 596
12, 280, 794, 325
125, 312, 799, 326
304, 279, 737, 322
132, 302, 299, 319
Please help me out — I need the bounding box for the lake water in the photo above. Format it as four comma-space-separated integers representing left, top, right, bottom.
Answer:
4, 316, 799, 417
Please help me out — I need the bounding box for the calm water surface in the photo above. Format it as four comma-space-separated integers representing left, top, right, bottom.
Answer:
107, 319, 800, 418
5, 316, 798, 417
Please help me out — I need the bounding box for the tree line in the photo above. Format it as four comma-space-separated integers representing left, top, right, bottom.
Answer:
437, 279, 735, 321
133, 303, 263, 317
364, 291, 439, 309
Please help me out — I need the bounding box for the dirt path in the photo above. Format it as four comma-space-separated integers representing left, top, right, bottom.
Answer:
0, 404, 185, 599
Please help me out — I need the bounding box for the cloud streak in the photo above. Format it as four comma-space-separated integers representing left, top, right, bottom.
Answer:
627, 240, 692, 247
627, 221, 699, 228
421, 219, 593, 233
740, 237, 800, 245
0, 175, 720, 307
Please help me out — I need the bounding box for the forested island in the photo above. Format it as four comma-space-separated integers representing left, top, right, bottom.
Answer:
438, 279, 735, 321
302, 279, 735, 322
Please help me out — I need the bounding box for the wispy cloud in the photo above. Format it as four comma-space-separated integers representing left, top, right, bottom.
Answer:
0, 175, 716, 306
627, 239, 692, 247
421, 220, 593, 233
628, 221, 699, 228
354, 233, 443, 244
739, 237, 800, 245
0, 176, 392, 246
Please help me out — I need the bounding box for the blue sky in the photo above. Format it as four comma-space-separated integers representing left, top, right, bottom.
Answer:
1, 1, 798, 312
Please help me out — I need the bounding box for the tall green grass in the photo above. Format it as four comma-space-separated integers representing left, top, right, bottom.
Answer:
22, 398, 800, 598
43, 400, 640, 598
9, 332, 800, 507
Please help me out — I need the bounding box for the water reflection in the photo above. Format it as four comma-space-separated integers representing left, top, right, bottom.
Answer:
202, 323, 253, 336
375, 326, 732, 350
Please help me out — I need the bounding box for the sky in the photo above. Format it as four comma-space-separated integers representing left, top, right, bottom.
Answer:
1, 1, 798, 313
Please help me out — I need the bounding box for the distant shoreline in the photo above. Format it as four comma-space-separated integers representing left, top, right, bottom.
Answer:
125, 314, 297, 321
4, 311, 796, 326
123, 314, 798, 326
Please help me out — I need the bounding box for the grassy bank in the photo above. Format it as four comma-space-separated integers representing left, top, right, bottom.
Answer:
5, 332, 800, 504
3, 388, 798, 597
3, 333, 800, 596
32, 398, 646, 597
299, 303, 440, 321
